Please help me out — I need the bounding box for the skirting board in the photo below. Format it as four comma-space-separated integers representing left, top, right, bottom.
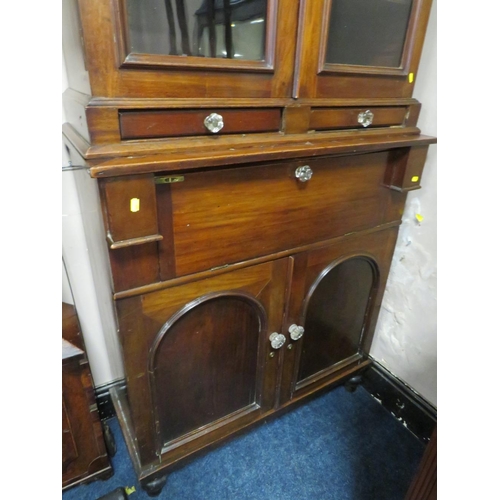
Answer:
362, 359, 437, 444
96, 361, 436, 445
95, 379, 126, 421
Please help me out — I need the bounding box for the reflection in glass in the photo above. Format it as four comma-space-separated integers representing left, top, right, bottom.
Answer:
325, 0, 413, 68
126, 0, 268, 61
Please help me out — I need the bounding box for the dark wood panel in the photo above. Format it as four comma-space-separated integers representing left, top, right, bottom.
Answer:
310, 107, 407, 130
169, 153, 405, 276
297, 257, 375, 382
152, 296, 263, 446
120, 109, 282, 140
302, 227, 399, 356
108, 242, 161, 292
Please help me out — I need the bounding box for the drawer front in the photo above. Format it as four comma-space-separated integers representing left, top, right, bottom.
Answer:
119, 108, 282, 140
159, 152, 406, 277
309, 107, 407, 131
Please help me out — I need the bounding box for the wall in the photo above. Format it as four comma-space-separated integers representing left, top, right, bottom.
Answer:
370, 0, 437, 407
62, 4, 437, 395
62, 42, 123, 386
62, 153, 122, 386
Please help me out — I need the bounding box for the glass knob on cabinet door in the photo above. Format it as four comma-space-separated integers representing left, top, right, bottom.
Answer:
204, 113, 224, 133
357, 110, 374, 127
288, 324, 305, 341
295, 165, 313, 182
269, 332, 286, 349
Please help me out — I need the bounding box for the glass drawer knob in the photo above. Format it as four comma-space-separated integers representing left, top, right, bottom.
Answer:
204, 113, 224, 133
358, 110, 374, 127
289, 324, 305, 341
295, 165, 313, 182
269, 332, 286, 349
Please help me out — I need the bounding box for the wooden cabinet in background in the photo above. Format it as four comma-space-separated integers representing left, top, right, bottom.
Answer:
63, 0, 436, 495
62, 304, 113, 490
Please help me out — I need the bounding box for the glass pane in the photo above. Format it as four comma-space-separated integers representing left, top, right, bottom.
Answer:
325, 0, 413, 68
298, 258, 375, 382
125, 0, 268, 61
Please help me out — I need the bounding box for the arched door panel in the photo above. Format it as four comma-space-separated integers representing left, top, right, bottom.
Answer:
150, 294, 265, 447
297, 257, 376, 383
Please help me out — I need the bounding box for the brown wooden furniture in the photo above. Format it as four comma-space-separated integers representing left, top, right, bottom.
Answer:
63, 0, 436, 495
406, 427, 437, 499
62, 303, 113, 490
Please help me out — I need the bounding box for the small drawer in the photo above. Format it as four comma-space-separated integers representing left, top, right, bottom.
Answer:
119, 108, 282, 140
309, 107, 407, 131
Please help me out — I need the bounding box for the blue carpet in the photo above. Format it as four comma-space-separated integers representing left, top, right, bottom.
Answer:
63, 386, 424, 500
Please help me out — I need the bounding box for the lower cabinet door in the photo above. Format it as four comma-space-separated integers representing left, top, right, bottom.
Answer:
280, 227, 399, 404
116, 258, 289, 466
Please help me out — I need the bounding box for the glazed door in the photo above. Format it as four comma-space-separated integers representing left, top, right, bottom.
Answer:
115, 259, 288, 465
79, 0, 299, 98
279, 228, 399, 404
294, 0, 433, 98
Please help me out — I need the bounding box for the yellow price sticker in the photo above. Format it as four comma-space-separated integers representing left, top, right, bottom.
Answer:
130, 198, 140, 213
415, 213, 424, 223
408, 72, 414, 83
411, 176, 419, 182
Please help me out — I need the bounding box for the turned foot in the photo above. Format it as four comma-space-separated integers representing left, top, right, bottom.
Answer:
97, 487, 129, 500
142, 474, 168, 497
344, 375, 363, 393
103, 420, 117, 457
